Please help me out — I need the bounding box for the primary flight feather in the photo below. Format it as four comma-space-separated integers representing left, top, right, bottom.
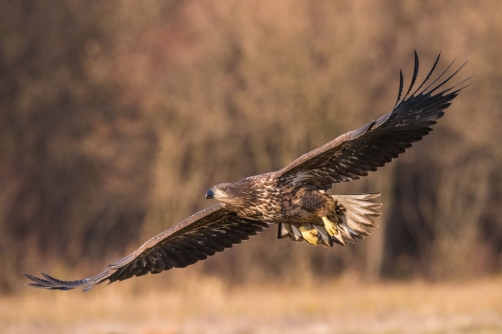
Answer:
25, 51, 471, 291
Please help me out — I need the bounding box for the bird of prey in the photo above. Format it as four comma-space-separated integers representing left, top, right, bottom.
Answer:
25, 51, 471, 291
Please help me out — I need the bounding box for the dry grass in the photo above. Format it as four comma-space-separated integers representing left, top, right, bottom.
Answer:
3, 275, 502, 334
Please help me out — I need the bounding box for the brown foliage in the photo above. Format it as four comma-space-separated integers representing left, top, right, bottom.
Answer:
1, 0, 501, 293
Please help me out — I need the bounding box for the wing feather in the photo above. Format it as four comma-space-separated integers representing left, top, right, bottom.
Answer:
274, 51, 471, 190
403, 50, 420, 101
24, 203, 268, 291
394, 70, 404, 108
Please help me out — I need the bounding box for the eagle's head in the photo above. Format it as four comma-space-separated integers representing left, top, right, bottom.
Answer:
205, 182, 244, 206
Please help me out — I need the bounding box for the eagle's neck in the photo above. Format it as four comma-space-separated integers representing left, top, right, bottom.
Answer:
227, 174, 278, 220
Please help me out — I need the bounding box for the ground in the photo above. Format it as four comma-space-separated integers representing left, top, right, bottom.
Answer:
2, 274, 501, 334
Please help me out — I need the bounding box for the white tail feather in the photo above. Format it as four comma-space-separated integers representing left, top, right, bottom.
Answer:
333, 192, 381, 242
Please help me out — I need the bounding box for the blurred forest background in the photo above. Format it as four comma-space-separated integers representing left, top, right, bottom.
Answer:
1, 0, 502, 296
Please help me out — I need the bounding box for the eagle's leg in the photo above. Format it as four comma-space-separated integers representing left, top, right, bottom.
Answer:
298, 224, 320, 245
322, 216, 338, 236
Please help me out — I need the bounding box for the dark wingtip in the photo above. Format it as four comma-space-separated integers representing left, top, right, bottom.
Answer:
411, 51, 442, 97
394, 70, 404, 107
23, 272, 48, 284
23, 272, 55, 289
421, 54, 458, 95
23, 272, 78, 290
41, 272, 64, 285
403, 50, 420, 100
438, 73, 477, 96
426, 58, 470, 96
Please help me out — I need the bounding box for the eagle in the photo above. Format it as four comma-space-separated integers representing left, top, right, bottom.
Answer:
25, 51, 471, 291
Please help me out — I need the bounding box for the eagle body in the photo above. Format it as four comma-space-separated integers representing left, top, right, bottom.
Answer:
207, 172, 380, 247
25, 51, 472, 291
221, 174, 334, 225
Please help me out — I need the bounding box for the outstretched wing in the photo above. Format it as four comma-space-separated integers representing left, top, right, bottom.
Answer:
24, 203, 268, 291
274, 51, 473, 190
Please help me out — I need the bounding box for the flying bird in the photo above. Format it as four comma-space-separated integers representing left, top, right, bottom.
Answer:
25, 51, 471, 291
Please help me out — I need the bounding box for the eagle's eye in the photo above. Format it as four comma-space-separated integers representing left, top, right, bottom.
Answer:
221, 187, 228, 192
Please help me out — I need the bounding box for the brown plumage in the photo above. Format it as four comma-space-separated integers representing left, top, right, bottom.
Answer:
25, 51, 472, 291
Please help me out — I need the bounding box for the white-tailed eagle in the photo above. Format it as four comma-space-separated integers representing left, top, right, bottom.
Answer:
25, 51, 471, 291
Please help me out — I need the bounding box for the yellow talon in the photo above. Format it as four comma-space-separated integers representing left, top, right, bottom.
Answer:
322, 217, 338, 236
299, 225, 320, 245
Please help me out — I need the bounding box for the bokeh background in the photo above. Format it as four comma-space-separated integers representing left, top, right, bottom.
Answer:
1, 0, 502, 333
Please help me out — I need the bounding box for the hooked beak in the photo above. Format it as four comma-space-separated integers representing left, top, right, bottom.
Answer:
205, 188, 215, 200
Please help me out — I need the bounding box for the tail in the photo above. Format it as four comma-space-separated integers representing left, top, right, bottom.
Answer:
331, 193, 382, 240
277, 193, 382, 247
